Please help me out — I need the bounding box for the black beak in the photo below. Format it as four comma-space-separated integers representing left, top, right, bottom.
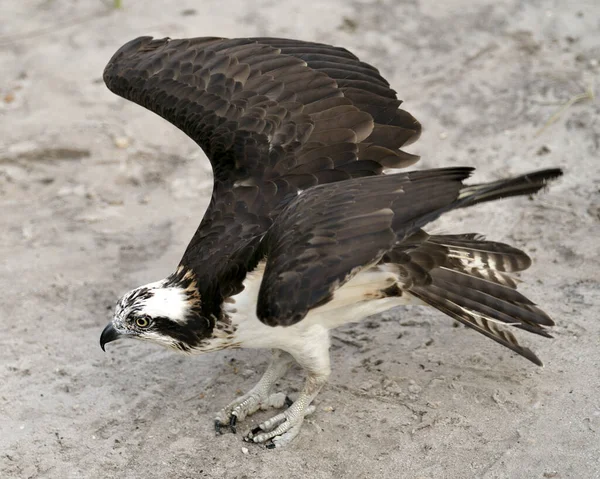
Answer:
100, 323, 122, 351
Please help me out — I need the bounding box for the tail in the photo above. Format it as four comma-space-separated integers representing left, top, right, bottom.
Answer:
457, 168, 563, 208
389, 232, 555, 366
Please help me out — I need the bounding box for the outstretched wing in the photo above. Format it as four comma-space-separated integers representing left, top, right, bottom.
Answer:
103, 36, 421, 304
256, 167, 560, 365
257, 168, 474, 325
257, 167, 561, 326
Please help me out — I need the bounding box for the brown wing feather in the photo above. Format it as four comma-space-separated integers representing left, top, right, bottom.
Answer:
257, 168, 473, 326
254, 38, 421, 158
104, 36, 421, 305
257, 169, 559, 366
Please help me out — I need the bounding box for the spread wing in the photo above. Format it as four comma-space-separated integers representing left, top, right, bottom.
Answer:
103, 36, 421, 305
256, 167, 561, 327
256, 166, 560, 365
257, 168, 474, 325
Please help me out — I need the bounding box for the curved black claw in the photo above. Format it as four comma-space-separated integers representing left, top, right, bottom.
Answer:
266, 442, 276, 449
284, 396, 293, 408
229, 414, 237, 434
215, 419, 225, 435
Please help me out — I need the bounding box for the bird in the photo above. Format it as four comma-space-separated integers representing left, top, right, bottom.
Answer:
99, 36, 562, 448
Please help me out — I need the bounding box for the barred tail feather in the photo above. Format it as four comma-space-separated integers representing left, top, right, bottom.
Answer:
427, 234, 532, 272
408, 285, 545, 366
413, 273, 553, 334
396, 233, 555, 366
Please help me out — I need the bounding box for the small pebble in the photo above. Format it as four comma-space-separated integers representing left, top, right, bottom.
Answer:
241, 447, 249, 455
114, 136, 130, 149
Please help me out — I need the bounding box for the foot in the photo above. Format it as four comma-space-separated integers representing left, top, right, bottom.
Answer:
214, 350, 295, 434
243, 400, 316, 448
215, 391, 292, 434
215, 333, 331, 449
243, 370, 328, 448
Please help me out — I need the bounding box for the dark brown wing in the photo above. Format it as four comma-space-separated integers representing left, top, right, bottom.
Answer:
249, 38, 421, 151
257, 168, 473, 325
257, 168, 561, 327
103, 36, 421, 305
256, 168, 560, 366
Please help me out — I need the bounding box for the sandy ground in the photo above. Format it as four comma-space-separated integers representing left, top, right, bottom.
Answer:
1, 0, 599, 478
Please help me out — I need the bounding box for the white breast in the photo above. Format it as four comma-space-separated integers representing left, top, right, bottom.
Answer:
222, 261, 420, 357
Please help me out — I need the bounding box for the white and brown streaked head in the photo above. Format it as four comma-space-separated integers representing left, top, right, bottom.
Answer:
100, 267, 211, 352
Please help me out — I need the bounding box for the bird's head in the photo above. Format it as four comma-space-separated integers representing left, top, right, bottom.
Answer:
100, 267, 211, 353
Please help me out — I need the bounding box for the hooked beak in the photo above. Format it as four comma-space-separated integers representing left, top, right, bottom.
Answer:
100, 323, 122, 351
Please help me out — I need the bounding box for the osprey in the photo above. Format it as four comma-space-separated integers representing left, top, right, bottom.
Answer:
100, 36, 562, 448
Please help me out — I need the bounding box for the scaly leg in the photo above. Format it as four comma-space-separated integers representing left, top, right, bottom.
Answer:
215, 349, 294, 434
244, 330, 331, 448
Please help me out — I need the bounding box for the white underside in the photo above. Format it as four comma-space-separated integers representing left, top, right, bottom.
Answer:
218, 262, 422, 362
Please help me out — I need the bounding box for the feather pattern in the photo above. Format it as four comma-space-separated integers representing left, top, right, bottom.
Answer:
255, 169, 560, 365
104, 36, 421, 307
104, 36, 562, 366
390, 232, 555, 365
257, 168, 473, 325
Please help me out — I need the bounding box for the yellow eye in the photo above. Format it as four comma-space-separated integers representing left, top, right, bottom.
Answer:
136, 316, 150, 328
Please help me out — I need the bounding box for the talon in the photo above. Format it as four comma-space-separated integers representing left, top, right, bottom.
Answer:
266, 442, 276, 449
215, 419, 224, 435
229, 414, 237, 434
284, 396, 293, 408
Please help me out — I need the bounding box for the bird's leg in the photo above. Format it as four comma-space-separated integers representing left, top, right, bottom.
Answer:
244, 331, 331, 448
215, 349, 294, 434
